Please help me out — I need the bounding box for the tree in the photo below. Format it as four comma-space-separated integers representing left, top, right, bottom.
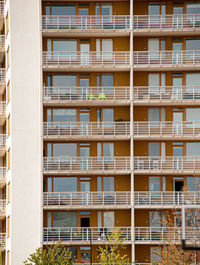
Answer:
97, 228, 130, 265
24, 241, 74, 265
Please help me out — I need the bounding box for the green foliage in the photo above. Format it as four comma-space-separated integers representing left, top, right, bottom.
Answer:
24, 241, 74, 265
97, 228, 130, 265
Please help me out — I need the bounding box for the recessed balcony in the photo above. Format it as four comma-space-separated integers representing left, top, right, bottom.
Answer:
0, 200, 6, 219
0, 2, 3, 31
42, 15, 130, 37
0, 102, 6, 125
0, 233, 6, 251
43, 86, 130, 107
0, 135, 6, 157
133, 51, 200, 71
0, 69, 5, 94
134, 156, 200, 175
133, 86, 200, 106
133, 14, 200, 36
135, 227, 181, 244
134, 121, 200, 140
43, 156, 131, 175
43, 227, 131, 245
43, 122, 131, 141
135, 191, 200, 209
42, 51, 130, 72
0, 167, 6, 188
0, 36, 5, 63
43, 191, 131, 210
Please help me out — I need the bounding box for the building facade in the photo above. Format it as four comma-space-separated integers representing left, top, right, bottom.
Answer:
1, 0, 200, 264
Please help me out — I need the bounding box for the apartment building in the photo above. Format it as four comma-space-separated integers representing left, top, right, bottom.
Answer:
1, 0, 200, 264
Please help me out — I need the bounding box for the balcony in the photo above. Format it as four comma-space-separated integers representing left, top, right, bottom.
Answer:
43, 191, 131, 210
135, 227, 181, 244
43, 86, 130, 106
0, 36, 5, 63
133, 86, 200, 106
134, 156, 200, 175
0, 200, 6, 219
133, 51, 200, 71
43, 122, 131, 141
0, 69, 5, 94
0, 233, 5, 251
134, 121, 200, 140
0, 102, 6, 125
43, 227, 131, 245
133, 14, 200, 36
42, 51, 130, 72
0, 2, 3, 31
134, 191, 200, 209
42, 15, 130, 37
0, 135, 6, 156
43, 157, 131, 175
0, 167, 6, 188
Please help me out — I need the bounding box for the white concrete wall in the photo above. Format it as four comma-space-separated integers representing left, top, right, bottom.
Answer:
9, 0, 42, 264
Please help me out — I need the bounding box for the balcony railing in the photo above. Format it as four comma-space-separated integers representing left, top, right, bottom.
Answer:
0, 200, 6, 214
133, 14, 200, 31
43, 122, 130, 137
43, 227, 131, 243
0, 135, 6, 149
0, 2, 3, 17
133, 86, 200, 103
0, 167, 6, 181
43, 86, 130, 103
134, 121, 200, 138
135, 227, 182, 242
43, 157, 131, 173
134, 191, 200, 207
0, 233, 5, 248
43, 191, 131, 207
0, 36, 4, 50
0, 69, 5, 83
133, 50, 200, 66
42, 15, 130, 31
134, 156, 200, 173
43, 51, 130, 66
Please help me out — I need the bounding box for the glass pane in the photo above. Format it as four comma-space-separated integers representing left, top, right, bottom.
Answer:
52, 5, 76, 16
52, 143, 77, 158
102, 74, 113, 94
53, 177, 77, 192
103, 177, 114, 191
149, 177, 160, 191
103, 143, 114, 161
149, 142, 160, 156
187, 177, 200, 191
103, 109, 113, 128
186, 39, 200, 51
104, 212, 114, 227
187, 3, 200, 14
186, 142, 200, 159
53, 75, 76, 86
53, 212, 77, 227
52, 109, 76, 123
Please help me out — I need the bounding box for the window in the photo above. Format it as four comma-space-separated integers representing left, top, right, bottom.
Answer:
186, 39, 200, 51
50, 109, 77, 123
186, 108, 200, 127
102, 74, 113, 94
48, 212, 77, 227
52, 74, 77, 94
103, 143, 114, 162
48, 143, 77, 158
187, 177, 200, 191
103, 109, 113, 128
51, 4, 76, 16
187, 3, 200, 14
149, 177, 160, 191
103, 177, 114, 191
186, 142, 200, 160
104, 212, 114, 229
149, 142, 160, 156
53, 177, 77, 192
186, 73, 200, 93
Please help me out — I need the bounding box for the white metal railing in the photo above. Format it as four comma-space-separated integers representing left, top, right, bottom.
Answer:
0, 35, 4, 49
43, 157, 130, 172
134, 121, 200, 137
43, 86, 130, 102
0, 135, 6, 149
43, 51, 130, 66
134, 156, 200, 172
42, 15, 130, 30
0, 167, 6, 181
43, 122, 130, 137
0, 2, 3, 17
0, 102, 5, 115
133, 86, 200, 103
134, 50, 200, 65
135, 227, 182, 242
0, 233, 5, 247
43, 191, 131, 207
135, 191, 200, 206
43, 227, 131, 242
134, 14, 200, 31
0, 69, 5, 83
0, 200, 6, 214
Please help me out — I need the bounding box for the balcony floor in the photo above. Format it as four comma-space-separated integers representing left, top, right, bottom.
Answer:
43, 100, 131, 107
43, 65, 131, 72
43, 135, 131, 141
133, 28, 200, 37
43, 205, 131, 210
43, 170, 131, 176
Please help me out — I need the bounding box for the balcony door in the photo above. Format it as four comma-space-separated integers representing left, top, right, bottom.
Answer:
173, 7, 183, 28
80, 77, 89, 100
173, 111, 183, 135
148, 39, 159, 60
80, 146, 90, 170
172, 76, 182, 100
79, 8, 89, 30
173, 42, 182, 64
81, 181, 90, 205
173, 144, 183, 170
80, 111, 90, 135
80, 43, 90, 65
